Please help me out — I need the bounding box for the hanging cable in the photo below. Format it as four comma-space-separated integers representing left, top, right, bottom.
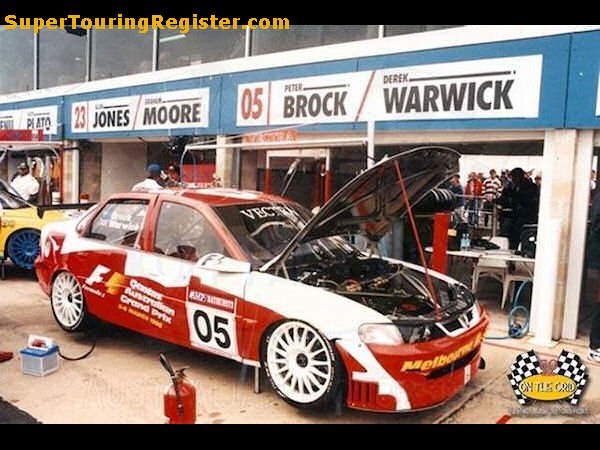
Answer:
393, 160, 441, 316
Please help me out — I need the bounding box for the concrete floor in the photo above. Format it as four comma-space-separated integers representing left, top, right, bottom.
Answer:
1, 263, 600, 424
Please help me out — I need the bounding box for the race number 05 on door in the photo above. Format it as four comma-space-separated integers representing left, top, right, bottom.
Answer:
186, 302, 238, 357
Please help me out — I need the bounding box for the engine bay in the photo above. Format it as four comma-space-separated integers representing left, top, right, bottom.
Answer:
289, 255, 477, 342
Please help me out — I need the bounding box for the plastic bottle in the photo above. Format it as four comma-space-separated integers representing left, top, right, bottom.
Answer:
460, 232, 468, 251
465, 232, 471, 250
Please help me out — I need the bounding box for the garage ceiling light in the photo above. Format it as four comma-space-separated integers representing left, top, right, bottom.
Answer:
160, 34, 187, 44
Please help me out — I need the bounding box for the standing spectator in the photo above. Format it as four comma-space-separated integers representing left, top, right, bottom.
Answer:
483, 169, 502, 227
587, 189, 600, 362
497, 167, 540, 249
11, 162, 40, 203
448, 175, 465, 222
500, 169, 512, 190
132, 164, 164, 192
464, 172, 483, 226
165, 165, 184, 188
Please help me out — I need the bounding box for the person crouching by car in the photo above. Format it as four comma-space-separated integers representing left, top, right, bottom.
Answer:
132, 164, 164, 192
11, 162, 39, 203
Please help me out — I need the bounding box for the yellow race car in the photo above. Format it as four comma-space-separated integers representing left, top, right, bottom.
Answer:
0, 182, 74, 270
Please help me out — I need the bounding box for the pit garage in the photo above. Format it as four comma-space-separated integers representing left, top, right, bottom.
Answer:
2, 26, 600, 424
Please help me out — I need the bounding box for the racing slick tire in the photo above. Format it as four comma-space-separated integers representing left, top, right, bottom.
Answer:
262, 320, 345, 410
51, 271, 94, 332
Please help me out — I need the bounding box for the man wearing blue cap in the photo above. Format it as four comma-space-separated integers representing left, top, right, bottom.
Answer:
132, 164, 164, 192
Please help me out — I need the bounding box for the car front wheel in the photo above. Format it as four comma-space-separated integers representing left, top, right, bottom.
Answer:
51, 271, 93, 332
262, 320, 343, 410
7, 229, 40, 270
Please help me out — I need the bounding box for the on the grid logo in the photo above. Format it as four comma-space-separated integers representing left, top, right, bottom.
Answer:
507, 350, 588, 405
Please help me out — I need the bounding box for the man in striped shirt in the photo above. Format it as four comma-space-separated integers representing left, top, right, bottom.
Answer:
483, 169, 503, 227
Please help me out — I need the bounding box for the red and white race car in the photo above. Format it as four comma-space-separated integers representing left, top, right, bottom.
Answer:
35, 147, 489, 413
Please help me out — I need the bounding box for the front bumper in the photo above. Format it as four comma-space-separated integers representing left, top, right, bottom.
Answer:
337, 308, 490, 412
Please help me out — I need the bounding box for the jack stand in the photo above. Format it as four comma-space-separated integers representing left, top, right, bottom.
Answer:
254, 366, 261, 394
240, 365, 262, 394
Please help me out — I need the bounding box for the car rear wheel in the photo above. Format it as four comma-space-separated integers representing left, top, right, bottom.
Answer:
51, 271, 93, 332
7, 229, 40, 270
262, 320, 343, 410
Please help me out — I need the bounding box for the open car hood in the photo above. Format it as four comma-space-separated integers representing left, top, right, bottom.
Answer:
0, 179, 21, 198
261, 146, 460, 272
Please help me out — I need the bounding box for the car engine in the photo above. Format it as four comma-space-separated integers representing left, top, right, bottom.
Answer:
289, 255, 477, 343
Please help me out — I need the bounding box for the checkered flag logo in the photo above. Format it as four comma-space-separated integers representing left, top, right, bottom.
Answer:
554, 350, 588, 405
507, 350, 541, 405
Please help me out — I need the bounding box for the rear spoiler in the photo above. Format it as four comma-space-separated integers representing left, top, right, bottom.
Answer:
36, 203, 97, 219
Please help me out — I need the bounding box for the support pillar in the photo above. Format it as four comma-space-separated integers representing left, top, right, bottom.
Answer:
562, 131, 594, 339
215, 136, 240, 189
531, 130, 581, 343
62, 141, 80, 204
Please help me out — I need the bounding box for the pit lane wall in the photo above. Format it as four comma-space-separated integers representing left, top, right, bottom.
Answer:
0, 28, 598, 141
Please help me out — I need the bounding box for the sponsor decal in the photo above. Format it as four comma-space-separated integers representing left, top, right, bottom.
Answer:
237, 55, 542, 126
242, 129, 297, 144
118, 279, 175, 328
239, 204, 299, 221
188, 290, 235, 313
507, 350, 588, 405
85, 265, 111, 286
0, 105, 59, 135
71, 88, 209, 133
400, 332, 484, 372
83, 265, 176, 328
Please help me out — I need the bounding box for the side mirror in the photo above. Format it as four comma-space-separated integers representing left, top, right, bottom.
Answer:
196, 253, 251, 274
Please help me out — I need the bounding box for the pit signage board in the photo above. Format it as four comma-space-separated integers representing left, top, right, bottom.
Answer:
0, 105, 59, 135
236, 55, 543, 126
70, 88, 210, 133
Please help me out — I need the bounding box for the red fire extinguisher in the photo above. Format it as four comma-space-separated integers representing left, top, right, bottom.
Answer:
160, 353, 196, 424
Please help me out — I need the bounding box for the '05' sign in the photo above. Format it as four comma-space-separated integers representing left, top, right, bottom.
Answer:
185, 303, 238, 358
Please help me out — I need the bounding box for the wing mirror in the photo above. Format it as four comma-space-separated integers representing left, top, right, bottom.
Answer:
196, 253, 251, 274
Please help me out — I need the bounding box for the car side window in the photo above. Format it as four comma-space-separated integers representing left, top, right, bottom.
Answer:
154, 202, 228, 262
86, 200, 148, 248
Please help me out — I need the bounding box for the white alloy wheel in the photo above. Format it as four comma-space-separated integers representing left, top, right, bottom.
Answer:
51, 272, 87, 331
265, 321, 336, 405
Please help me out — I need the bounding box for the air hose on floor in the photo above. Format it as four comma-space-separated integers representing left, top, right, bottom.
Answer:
58, 324, 102, 361
485, 280, 532, 340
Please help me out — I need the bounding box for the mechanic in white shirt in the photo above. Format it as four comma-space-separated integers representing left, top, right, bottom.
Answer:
132, 164, 164, 192
11, 163, 40, 202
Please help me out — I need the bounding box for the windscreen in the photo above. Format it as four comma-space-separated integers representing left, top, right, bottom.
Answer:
213, 202, 355, 268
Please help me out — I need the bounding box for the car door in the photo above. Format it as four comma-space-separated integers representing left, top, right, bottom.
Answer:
141, 198, 243, 356
70, 197, 151, 329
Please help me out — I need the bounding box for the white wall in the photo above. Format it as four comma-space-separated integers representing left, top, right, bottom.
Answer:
100, 142, 147, 199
